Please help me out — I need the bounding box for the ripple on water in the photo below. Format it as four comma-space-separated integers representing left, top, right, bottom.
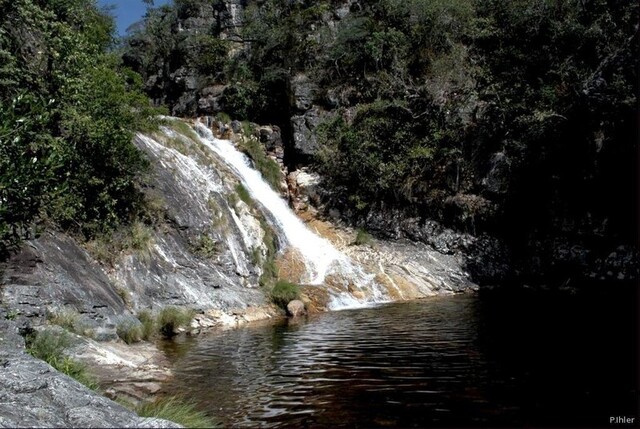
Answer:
161, 293, 637, 428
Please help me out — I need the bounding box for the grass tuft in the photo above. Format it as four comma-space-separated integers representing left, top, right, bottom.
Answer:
270, 280, 300, 309
137, 310, 156, 341
258, 218, 278, 288
215, 112, 231, 124
26, 329, 98, 390
237, 137, 281, 191
48, 309, 80, 331
136, 396, 217, 428
48, 309, 95, 338
170, 120, 199, 142
157, 307, 195, 338
86, 221, 155, 266
235, 183, 253, 207
116, 318, 143, 344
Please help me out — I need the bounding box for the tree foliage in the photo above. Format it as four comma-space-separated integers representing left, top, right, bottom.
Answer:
0, 0, 158, 258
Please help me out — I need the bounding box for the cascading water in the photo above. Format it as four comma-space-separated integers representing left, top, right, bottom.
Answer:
193, 122, 389, 309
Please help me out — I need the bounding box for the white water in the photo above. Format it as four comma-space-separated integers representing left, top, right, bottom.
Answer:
193, 122, 389, 309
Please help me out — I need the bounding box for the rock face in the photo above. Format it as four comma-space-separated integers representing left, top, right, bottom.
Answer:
0, 320, 181, 428
0, 125, 278, 341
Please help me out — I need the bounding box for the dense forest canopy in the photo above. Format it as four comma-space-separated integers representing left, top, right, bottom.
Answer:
0, 0, 159, 258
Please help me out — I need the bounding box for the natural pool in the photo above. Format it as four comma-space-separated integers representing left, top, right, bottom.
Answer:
159, 291, 637, 427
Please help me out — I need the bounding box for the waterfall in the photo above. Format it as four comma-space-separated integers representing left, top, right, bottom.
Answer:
193, 122, 389, 309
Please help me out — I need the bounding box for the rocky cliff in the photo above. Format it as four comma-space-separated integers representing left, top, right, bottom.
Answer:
121, 0, 637, 289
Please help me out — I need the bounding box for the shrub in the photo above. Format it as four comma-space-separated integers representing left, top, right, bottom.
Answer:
270, 280, 300, 308
157, 307, 194, 338
26, 329, 97, 390
215, 112, 231, 124
137, 310, 156, 341
116, 319, 143, 344
194, 234, 217, 258
135, 396, 217, 428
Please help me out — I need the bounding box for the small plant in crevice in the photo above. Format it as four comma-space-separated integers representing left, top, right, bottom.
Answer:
235, 183, 253, 207
157, 307, 195, 338
4, 309, 19, 320
116, 318, 143, 344
250, 246, 262, 266
270, 280, 301, 309
227, 192, 239, 208
135, 396, 217, 428
115, 285, 132, 307
237, 137, 282, 191
26, 329, 98, 390
258, 218, 278, 288
137, 310, 156, 341
193, 233, 218, 259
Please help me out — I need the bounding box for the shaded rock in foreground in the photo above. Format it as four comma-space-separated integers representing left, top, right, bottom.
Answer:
0, 320, 181, 428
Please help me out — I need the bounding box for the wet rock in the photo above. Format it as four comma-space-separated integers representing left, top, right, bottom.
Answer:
286, 300, 306, 317
230, 120, 242, 134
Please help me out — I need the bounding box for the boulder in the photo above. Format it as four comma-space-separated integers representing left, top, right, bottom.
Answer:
197, 85, 226, 114
286, 300, 306, 317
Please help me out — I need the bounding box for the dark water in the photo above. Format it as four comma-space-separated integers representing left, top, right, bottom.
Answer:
161, 291, 638, 428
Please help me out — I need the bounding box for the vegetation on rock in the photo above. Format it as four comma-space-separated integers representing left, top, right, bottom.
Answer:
0, 0, 161, 259
270, 280, 301, 309
26, 329, 98, 389
157, 306, 195, 338
135, 395, 217, 428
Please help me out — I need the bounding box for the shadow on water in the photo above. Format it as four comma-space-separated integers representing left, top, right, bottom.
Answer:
158, 287, 637, 428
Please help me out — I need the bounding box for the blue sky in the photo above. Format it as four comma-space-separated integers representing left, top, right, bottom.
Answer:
98, 0, 171, 35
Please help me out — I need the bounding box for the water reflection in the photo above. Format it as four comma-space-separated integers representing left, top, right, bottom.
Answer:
160, 293, 636, 428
